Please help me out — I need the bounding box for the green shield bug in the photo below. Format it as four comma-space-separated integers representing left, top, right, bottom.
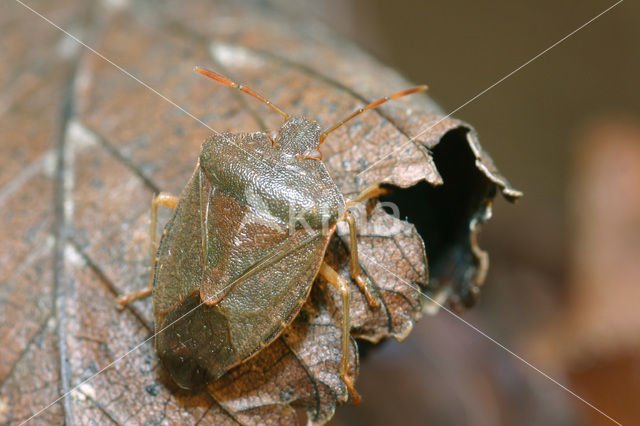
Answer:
118, 67, 427, 402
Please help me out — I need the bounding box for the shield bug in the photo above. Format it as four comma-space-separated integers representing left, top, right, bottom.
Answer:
117, 67, 427, 402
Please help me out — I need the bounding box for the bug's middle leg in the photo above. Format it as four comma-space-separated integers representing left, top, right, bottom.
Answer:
318, 261, 361, 404
117, 192, 178, 308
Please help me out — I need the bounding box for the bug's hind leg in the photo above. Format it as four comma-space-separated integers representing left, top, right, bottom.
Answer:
343, 210, 381, 309
117, 192, 179, 309
318, 261, 361, 404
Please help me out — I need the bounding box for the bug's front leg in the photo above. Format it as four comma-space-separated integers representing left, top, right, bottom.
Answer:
342, 184, 390, 309
347, 183, 390, 205
117, 192, 179, 308
343, 210, 381, 309
318, 261, 361, 404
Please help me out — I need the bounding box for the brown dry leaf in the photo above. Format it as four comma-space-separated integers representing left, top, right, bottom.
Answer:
0, 0, 519, 425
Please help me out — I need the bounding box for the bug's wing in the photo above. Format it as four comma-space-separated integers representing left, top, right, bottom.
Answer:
153, 173, 329, 389
209, 188, 327, 348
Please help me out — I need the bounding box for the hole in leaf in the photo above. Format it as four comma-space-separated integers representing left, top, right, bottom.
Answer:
379, 127, 494, 307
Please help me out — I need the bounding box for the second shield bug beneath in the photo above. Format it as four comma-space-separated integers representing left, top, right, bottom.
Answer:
118, 67, 427, 402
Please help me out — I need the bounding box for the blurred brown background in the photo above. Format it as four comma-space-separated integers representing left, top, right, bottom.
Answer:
293, 0, 640, 425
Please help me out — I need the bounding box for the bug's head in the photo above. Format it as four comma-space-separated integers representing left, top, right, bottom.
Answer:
194, 67, 427, 162
276, 116, 322, 159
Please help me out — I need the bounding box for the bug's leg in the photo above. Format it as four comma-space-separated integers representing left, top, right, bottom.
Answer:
116, 287, 152, 308
117, 192, 179, 308
318, 262, 361, 404
343, 210, 380, 309
346, 184, 391, 206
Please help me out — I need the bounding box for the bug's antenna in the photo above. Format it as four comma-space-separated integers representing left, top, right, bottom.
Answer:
319, 85, 428, 144
195, 66, 289, 120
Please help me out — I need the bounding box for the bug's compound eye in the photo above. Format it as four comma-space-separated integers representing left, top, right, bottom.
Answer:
298, 149, 322, 161
268, 130, 279, 146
